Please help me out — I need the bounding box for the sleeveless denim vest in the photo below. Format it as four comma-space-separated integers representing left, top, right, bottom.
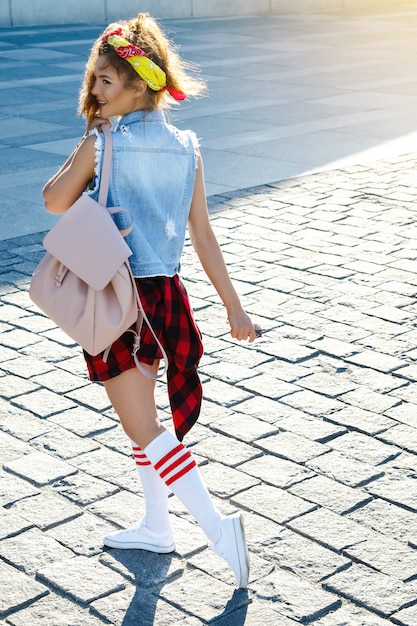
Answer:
87, 109, 198, 277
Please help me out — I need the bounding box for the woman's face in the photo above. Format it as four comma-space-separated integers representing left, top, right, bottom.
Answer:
91, 55, 141, 118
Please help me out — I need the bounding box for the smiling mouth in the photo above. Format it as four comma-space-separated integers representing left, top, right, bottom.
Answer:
97, 100, 107, 107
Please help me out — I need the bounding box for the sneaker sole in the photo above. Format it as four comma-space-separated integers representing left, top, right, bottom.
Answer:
103, 537, 176, 553
232, 514, 250, 588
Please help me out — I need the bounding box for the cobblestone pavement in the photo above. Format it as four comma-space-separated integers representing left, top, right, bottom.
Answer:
2, 7, 417, 626
1, 154, 417, 625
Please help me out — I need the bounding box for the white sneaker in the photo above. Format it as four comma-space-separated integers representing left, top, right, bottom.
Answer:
103, 522, 176, 553
210, 513, 250, 588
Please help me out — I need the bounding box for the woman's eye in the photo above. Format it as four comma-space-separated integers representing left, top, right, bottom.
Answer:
102, 79, 111, 85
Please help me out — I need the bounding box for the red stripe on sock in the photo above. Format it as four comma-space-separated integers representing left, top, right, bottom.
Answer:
159, 451, 192, 480
165, 460, 197, 486
154, 443, 184, 471
132, 448, 151, 466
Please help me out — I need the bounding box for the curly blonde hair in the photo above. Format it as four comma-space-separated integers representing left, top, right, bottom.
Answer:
79, 13, 206, 122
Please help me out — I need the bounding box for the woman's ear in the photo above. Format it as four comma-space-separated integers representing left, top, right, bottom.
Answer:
133, 80, 147, 97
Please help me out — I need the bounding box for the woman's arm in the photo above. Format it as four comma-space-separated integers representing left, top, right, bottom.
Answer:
42, 134, 97, 215
188, 153, 256, 342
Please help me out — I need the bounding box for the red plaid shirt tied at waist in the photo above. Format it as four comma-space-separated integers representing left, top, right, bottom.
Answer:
84, 275, 204, 441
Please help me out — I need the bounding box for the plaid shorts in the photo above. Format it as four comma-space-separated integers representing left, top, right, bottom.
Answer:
83, 275, 204, 440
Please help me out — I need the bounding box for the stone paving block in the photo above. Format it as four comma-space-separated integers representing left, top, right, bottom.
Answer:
306, 450, 384, 488
343, 534, 417, 582
199, 461, 260, 498
88, 490, 145, 528
289, 474, 372, 515
386, 451, 417, 474
4, 450, 77, 486
257, 338, 318, 363
385, 402, 417, 429
91, 585, 197, 626
52, 470, 119, 505
378, 424, 417, 455
42, 327, 78, 347
265, 527, 351, 583
255, 431, 329, 463
48, 406, 117, 437
329, 431, 401, 465
239, 453, 313, 488
99, 550, 183, 586
210, 345, 271, 369
201, 377, 253, 407
0, 345, 18, 362
46, 511, 116, 556
0, 354, 54, 378
189, 544, 273, 587
347, 498, 417, 547
234, 395, 287, 423
10, 489, 82, 530
347, 350, 408, 373
22, 338, 78, 363
168, 514, 208, 558
314, 603, 392, 625
210, 602, 299, 626
297, 371, 357, 398
231, 483, 316, 524
393, 382, 417, 404
210, 412, 278, 443
0, 373, 39, 398
325, 405, 396, 436
11, 388, 76, 417
68, 446, 137, 483
191, 432, 262, 467
338, 387, 401, 414
31, 368, 89, 393
37, 555, 126, 605
392, 603, 417, 626
396, 364, 417, 384
365, 473, 417, 512
29, 427, 100, 459
6, 595, 106, 626
0, 559, 49, 619
0, 469, 40, 506
92, 423, 138, 455
308, 336, 361, 359
0, 507, 32, 539
201, 360, 260, 384
0, 328, 42, 349
237, 374, 297, 400
278, 412, 346, 442
281, 388, 343, 417
0, 399, 51, 441
0, 430, 32, 462
287, 508, 375, 552
159, 568, 249, 622
323, 563, 417, 618
65, 384, 112, 411
253, 567, 341, 622
0, 527, 74, 575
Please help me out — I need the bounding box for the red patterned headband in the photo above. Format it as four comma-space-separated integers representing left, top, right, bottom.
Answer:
102, 29, 186, 101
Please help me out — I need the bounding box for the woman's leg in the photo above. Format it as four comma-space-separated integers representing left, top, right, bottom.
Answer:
145, 430, 250, 588
102, 364, 175, 553
103, 364, 249, 587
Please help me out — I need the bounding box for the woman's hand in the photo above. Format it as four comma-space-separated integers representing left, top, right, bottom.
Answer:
86, 116, 111, 134
227, 307, 257, 343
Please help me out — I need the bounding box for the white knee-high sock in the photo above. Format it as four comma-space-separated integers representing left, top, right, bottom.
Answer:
130, 441, 172, 535
144, 430, 222, 544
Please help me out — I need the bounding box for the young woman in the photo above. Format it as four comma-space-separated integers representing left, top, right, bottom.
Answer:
43, 12, 256, 588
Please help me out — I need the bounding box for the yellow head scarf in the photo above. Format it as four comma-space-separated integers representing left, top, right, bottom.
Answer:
102, 29, 185, 100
